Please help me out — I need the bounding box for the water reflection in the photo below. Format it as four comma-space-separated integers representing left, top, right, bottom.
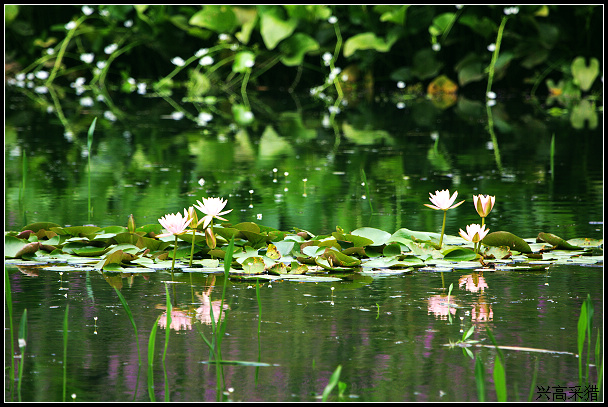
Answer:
156, 276, 230, 331
459, 272, 493, 323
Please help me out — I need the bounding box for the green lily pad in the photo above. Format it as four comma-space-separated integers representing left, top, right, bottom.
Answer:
4, 236, 40, 259
21, 222, 61, 232
536, 232, 583, 250
240, 257, 266, 275
351, 227, 392, 246
442, 247, 478, 261
482, 231, 532, 253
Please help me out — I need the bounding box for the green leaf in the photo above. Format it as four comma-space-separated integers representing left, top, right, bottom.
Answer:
536, 232, 583, 250
322, 365, 342, 402
571, 56, 599, 91
232, 104, 255, 125
351, 227, 391, 246
21, 222, 61, 232
189, 5, 237, 33
442, 247, 478, 261
4, 236, 40, 259
482, 231, 532, 253
279, 33, 319, 66
232, 51, 255, 73
493, 355, 507, 402
475, 356, 485, 402
259, 8, 297, 50
343, 32, 395, 58
570, 99, 598, 130
375, 5, 409, 25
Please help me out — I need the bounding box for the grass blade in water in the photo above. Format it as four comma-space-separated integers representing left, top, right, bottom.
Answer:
163, 283, 172, 402
6, 268, 15, 401
474, 355, 485, 402
321, 365, 342, 402
148, 315, 161, 402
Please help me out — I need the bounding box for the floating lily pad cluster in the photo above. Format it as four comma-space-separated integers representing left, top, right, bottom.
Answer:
4, 217, 603, 282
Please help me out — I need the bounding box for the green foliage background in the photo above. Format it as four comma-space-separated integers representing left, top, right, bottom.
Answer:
5, 4, 603, 102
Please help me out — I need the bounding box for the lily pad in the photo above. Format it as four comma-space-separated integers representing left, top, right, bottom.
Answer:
536, 232, 583, 250
351, 227, 392, 246
4, 237, 41, 259
482, 231, 532, 253
21, 222, 61, 232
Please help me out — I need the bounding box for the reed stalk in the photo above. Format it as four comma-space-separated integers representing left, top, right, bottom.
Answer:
17, 309, 27, 402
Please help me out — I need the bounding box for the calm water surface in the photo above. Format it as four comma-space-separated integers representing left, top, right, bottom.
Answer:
5, 262, 603, 402
4, 87, 603, 402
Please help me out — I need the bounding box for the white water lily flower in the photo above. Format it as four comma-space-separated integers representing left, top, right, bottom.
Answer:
157, 211, 192, 237
424, 189, 465, 211
459, 223, 490, 243
193, 197, 232, 229
473, 194, 495, 218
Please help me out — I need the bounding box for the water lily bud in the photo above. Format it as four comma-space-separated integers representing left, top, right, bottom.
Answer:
128, 214, 136, 233
205, 227, 217, 249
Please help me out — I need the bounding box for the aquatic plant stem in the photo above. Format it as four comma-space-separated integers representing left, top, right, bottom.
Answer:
6, 268, 15, 401
439, 210, 447, 248
162, 283, 172, 402
189, 228, 196, 267
46, 15, 88, 86
63, 305, 69, 402
485, 16, 508, 100
87, 118, 97, 222
170, 235, 178, 274
17, 309, 27, 402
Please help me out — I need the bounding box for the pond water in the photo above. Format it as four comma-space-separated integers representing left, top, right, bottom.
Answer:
4, 84, 604, 402
5, 262, 603, 402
